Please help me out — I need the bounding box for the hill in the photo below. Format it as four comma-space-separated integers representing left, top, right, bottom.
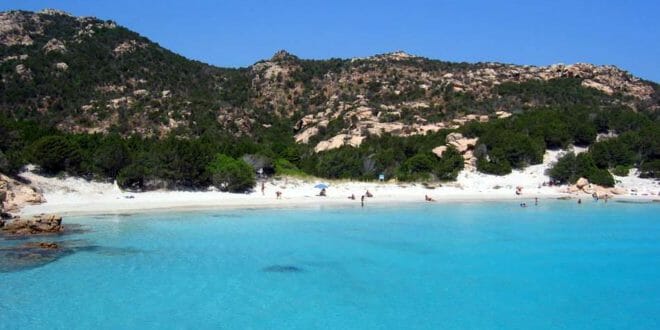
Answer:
0, 9, 658, 192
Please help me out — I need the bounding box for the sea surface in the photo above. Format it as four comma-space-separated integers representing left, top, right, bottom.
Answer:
1, 200, 659, 329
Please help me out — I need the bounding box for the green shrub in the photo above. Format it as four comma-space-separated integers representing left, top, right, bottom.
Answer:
434, 147, 464, 181
548, 152, 578, 184
639, 160, 660, 178
548, 152, 614, 186
315, 148, 363, 179
29, 136, 82, 174
274, 158, 307, 177
397, 153, 435, 181
207, 154, 255, 192
476, 148, 513, 175
611, 165, 630, 177
94, 135, 130, 178
586, 167, 615, 187
117, 163, 148, 191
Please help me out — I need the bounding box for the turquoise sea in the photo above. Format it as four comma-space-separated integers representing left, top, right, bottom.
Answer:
1, 201, 659, 329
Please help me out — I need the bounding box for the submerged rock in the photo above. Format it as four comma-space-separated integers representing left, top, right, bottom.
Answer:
262, 265, 304, 273
0, 239, 139, 273
0, 241, 72, 273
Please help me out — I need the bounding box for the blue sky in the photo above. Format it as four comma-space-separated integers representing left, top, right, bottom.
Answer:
2, 0, 659, 82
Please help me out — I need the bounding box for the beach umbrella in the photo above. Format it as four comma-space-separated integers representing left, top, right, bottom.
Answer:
314, 183, 329, 189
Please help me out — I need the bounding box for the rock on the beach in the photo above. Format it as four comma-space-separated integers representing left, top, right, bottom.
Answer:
576, 177, 589, 189
1, 214, 63, 235
0, 173, 45, 214
610, 187, 627, 195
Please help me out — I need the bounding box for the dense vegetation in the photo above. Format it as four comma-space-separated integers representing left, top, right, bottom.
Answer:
2, 93, 657, 192
1, 11, 658, 192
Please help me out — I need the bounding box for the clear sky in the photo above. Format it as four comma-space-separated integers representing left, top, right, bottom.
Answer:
2, 0, 659, 82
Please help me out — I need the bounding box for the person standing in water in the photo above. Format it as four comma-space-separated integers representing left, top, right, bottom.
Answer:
361, 195, 365, 207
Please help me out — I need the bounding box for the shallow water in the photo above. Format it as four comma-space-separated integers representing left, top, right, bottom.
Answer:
1, 201, 659, 329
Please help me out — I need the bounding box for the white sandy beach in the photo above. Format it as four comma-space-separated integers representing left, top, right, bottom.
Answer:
18, 149, 659, 216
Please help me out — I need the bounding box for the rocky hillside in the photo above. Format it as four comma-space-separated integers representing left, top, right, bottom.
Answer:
1, 9, 659, 151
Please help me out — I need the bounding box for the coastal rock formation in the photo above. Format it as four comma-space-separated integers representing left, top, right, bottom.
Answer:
1, 214, 63, 235
567, 177, 629, 198
576, 177, 589, 189
0, 174, 45, 214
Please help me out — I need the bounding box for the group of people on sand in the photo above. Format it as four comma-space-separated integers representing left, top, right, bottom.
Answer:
347, 190, 373, 207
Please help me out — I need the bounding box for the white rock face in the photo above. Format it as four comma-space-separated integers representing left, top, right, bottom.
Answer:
432, 146, 447, 158
582, 79, 614, 95
113, 40, 147, 56
0, 11, 37, 46
15, 64, 32, 80
55, 62, 69, 71
42, 38, 67, 54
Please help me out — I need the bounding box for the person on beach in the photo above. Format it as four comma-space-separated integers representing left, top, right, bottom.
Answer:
361, 195, 365, 207
348, 194, 355, 200
365, 190, 373, 198
425, 195, 434, 202
276, 191, 282, 199
319, 188, 327, 197
261, 182, 265, 195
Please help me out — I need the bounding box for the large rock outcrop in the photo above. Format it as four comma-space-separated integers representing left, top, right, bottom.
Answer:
1, 214, 63, 235
432, 133, 479, 171
567, 177, 629, 198
0, 174, 45, 214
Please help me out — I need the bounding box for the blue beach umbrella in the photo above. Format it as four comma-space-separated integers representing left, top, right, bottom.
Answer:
314, 183, 329, 189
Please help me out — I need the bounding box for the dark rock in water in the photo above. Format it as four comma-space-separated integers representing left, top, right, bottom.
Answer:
24, 242, 59, 249
0, 239, 140, 273
1, 214, 63, 236
262, 265, 304, 273
0, 241, 73, 273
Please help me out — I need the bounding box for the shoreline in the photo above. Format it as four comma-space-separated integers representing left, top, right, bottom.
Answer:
17, 179, 657, 217
14, 148, 659, 218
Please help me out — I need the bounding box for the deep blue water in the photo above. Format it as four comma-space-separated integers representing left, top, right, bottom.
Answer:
1, 201, 659, 329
